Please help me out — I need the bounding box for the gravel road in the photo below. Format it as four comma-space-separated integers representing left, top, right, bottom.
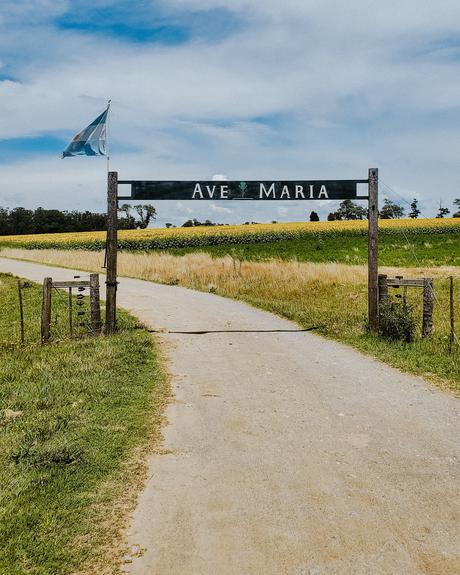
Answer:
1, 258, 459, 575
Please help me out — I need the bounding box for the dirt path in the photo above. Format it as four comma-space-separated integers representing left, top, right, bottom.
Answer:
1, 258, 459, 575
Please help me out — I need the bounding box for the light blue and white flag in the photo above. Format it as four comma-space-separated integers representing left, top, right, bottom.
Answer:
62, 105, 109, 158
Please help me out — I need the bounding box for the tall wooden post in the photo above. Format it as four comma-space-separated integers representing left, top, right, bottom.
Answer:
90, 273, 102, 334
105, 171, 118, 334
368, 168, 379, 332
41, 277, 52, 343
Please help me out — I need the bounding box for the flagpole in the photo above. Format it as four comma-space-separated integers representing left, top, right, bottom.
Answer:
103, 99, 112, 270
106, 99, 111, 175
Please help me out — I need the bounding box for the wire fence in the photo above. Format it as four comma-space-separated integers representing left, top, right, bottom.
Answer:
0, 277, 99, 349
380, 180, 458, 351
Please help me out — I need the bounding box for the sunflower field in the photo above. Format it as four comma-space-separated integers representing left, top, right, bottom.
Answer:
0, 218, 459, 252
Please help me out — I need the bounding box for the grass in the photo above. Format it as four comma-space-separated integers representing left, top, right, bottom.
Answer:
2, 249, 459, 393
164, 232, 460, 267
0, 273, 169, 575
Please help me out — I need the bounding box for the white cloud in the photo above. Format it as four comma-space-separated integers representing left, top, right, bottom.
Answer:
1, 0, 460, 221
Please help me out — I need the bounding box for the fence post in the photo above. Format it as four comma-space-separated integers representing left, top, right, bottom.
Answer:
90, 273, 102, 334
449, 276, 455, 353
368, 168, 379, 332
105, 171, 118, 335
17, 280, 25, 345
422, 278, 434, 338
41, 277, 52, 343
378, 274, 388, 304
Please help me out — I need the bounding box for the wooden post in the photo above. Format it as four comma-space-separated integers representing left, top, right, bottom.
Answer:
104, 171, 118, 335
17, 280, 25, 345
68, 287, 73, 337
449, 276, 455, 353
368, 168, 379, 332
378, 274, 388, 305
41, 277, 52, 343
90, 273, 102, 334
422, 278, 434, 338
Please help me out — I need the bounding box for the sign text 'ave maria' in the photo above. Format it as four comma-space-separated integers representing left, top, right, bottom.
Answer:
119, 180, 368, 201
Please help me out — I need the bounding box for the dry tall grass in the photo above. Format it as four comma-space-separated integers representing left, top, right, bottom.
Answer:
2, 247, 458, 289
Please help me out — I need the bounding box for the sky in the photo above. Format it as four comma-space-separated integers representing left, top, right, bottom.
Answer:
0, 0, 459, 227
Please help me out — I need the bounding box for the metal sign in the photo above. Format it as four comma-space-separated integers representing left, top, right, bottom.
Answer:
118, 180, 368, 201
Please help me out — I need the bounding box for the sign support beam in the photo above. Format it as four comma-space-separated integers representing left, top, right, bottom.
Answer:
368, 168, 379, 332
105, 171, 118, 334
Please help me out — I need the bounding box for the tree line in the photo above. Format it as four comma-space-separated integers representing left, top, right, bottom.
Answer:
309, 197, 460, 221
0, 205, 157, 235
1, 198, 459, 235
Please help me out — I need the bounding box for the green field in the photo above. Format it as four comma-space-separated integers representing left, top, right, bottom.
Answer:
164, 232, 460, 267
0, 273, 168, 575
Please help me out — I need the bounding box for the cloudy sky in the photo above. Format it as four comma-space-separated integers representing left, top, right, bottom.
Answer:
0, 0, 459, 226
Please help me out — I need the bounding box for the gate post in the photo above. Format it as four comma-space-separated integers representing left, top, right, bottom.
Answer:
422, 278, 434, 338
90, 273, 102, 334
368, 168, 379, 332
41, 277, 52, 343
105, 171, 118, 334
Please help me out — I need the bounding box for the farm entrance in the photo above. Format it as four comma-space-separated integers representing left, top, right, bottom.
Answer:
103, 170, 379, 334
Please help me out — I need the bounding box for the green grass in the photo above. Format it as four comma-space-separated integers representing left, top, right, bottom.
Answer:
164, 232, 460, 267
0, 273, 169, 575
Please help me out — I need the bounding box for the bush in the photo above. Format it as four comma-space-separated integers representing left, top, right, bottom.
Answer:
379, 300, 417, 342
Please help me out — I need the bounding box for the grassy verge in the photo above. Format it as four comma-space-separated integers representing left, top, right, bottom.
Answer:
0, 273, 169, 575
164, 232, 460, 267
1, 250, 458, 393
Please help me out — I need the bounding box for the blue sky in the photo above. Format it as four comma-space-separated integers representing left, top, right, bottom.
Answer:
1, 0, 460, 225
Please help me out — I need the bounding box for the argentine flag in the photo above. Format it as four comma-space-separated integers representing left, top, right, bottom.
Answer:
62, 104, 109, 158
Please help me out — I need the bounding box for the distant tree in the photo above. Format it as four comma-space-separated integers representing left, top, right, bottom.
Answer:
327, 212, 337, 221
309, 210, 320, 222
8, 207, 34, 234
453, 199, 460, 218
182, 219, 194, 227
380, 198, 405, 219
0, 207, 11, 234
436, 203, 450, 218
408, 198, 421, 219
134, 205, 157, 229
117, 204, 138, 229
329, 199, 367, 221
165, 222, 173, 228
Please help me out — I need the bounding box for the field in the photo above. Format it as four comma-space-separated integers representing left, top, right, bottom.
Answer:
0, 273, 169, 575
2, 248, 459, 392
1, 218, 460, 266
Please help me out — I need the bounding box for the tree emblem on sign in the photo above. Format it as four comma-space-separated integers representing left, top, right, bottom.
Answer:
238, 181, 248, 198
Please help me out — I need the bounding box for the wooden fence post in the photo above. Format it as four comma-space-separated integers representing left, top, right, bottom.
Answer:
449, 276, 455, 353
68, 287, 73, 337
368, 168, 379, 332
378, 274, 388, 305
17, 280, 25, 345
422, 278, 434, 338
105, 171, 118, 335
90, 273, 102, 334
41, 277, 52, 343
